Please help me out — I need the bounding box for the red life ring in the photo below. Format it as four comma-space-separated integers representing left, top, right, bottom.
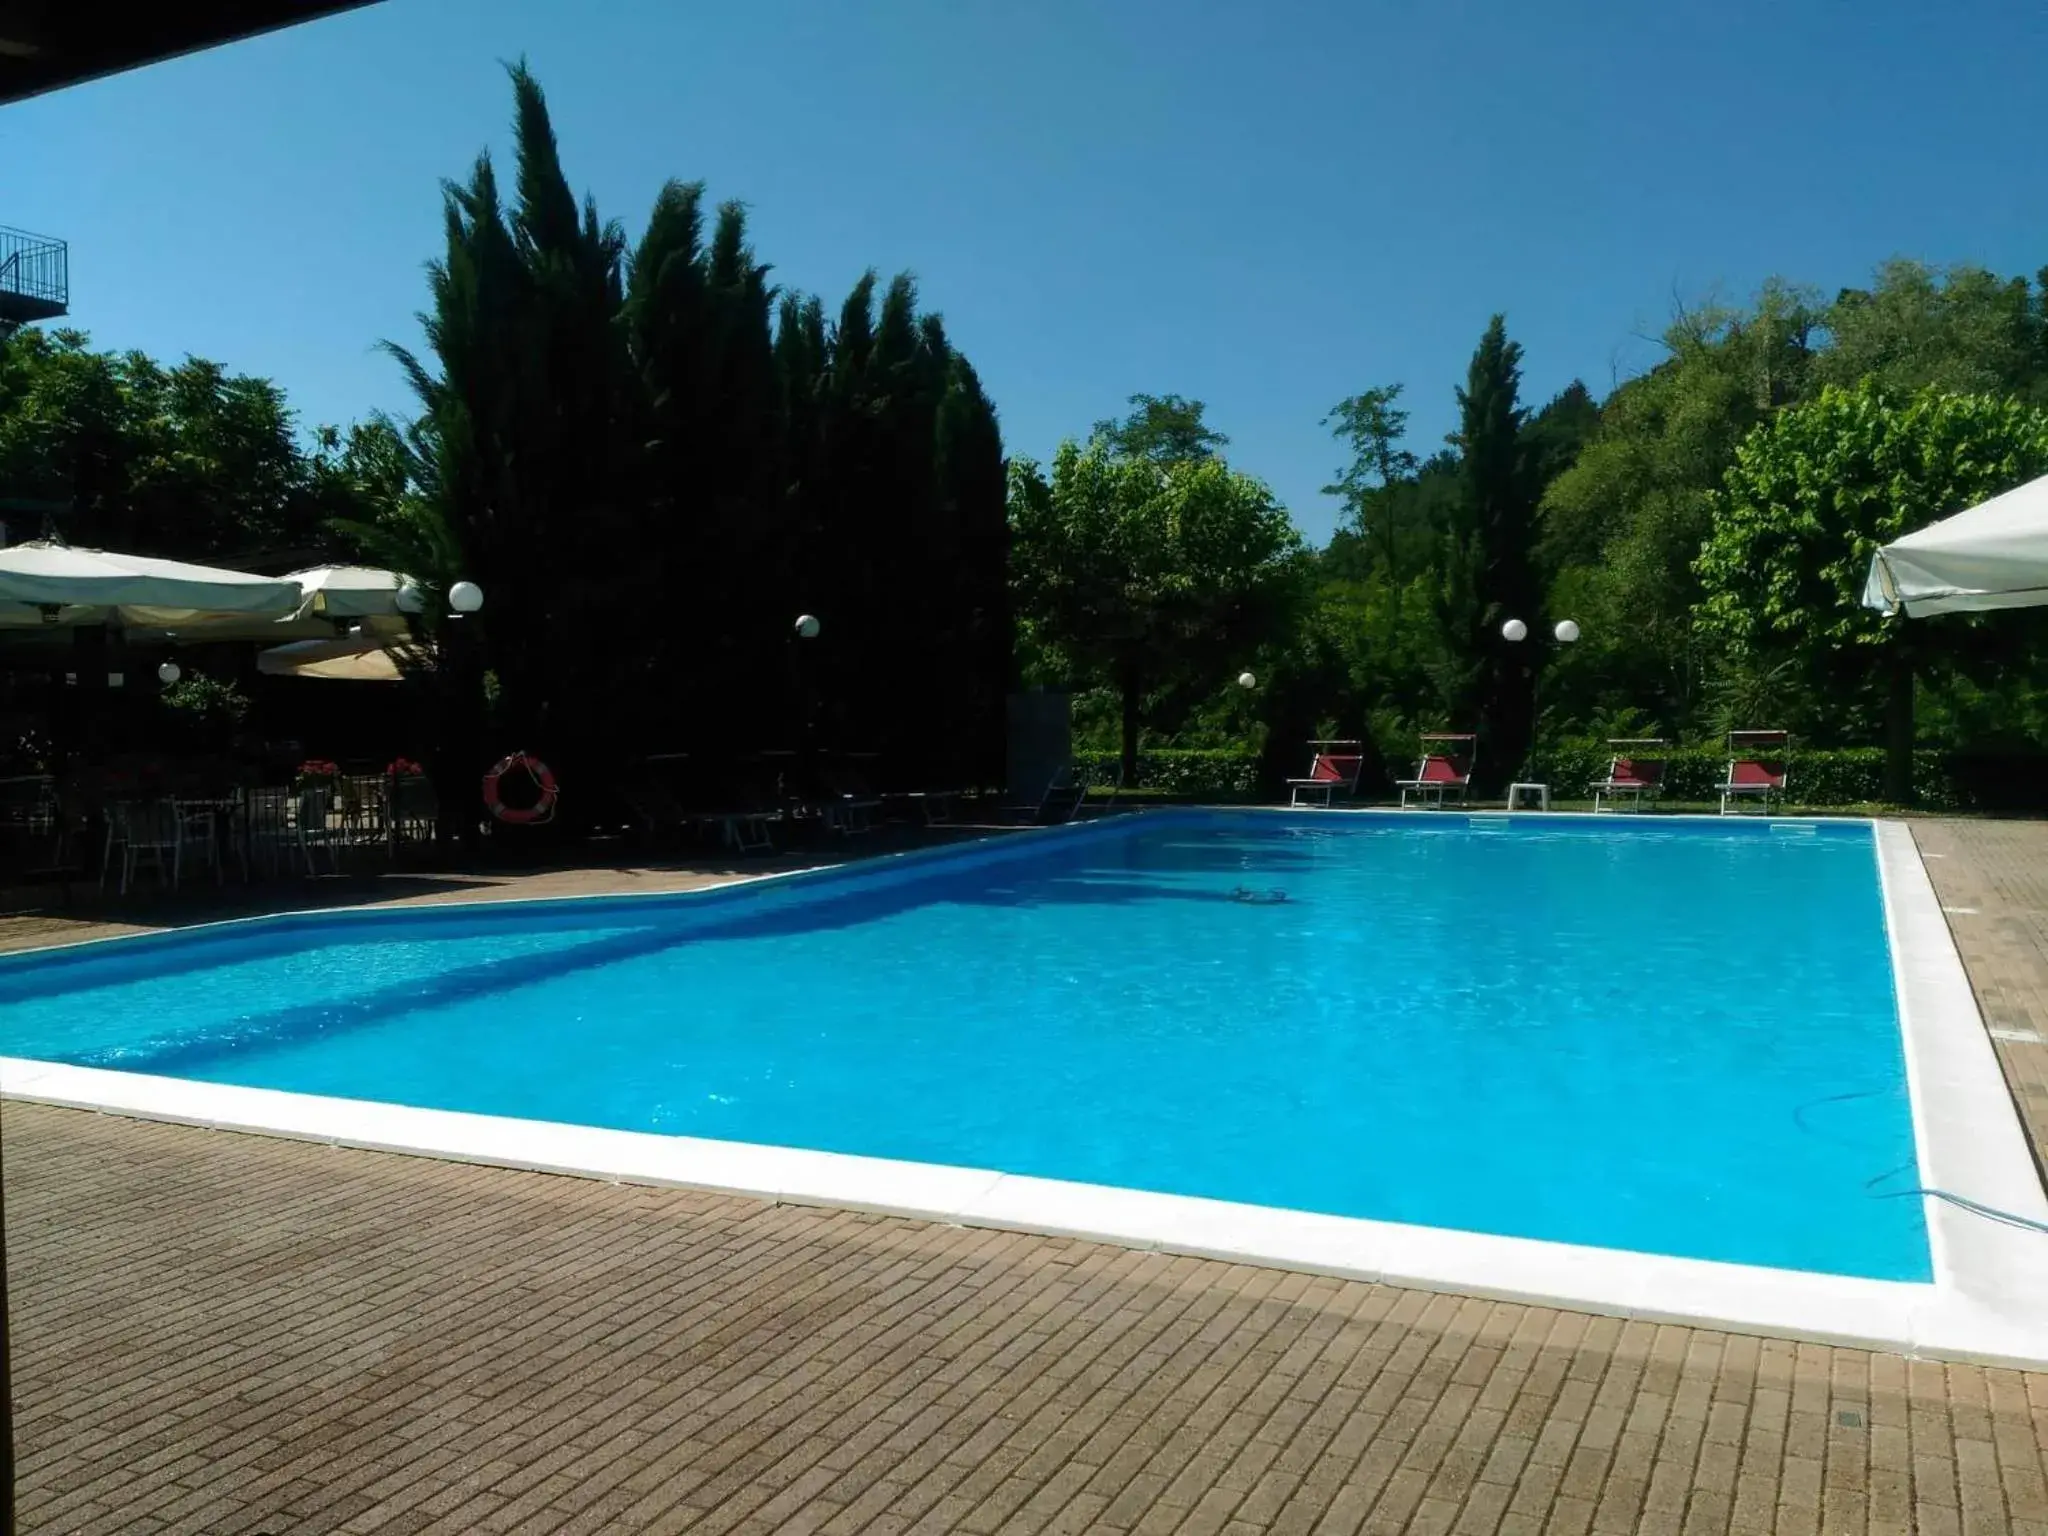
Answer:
482, 751, 559, 825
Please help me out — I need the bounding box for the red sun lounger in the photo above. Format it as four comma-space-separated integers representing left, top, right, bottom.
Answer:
1719, 730, 1790, 814
1397, 733, 1475, 810
1287, 740, 1364, 808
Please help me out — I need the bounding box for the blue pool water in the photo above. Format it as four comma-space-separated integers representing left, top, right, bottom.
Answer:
0, 812, 1928, 1280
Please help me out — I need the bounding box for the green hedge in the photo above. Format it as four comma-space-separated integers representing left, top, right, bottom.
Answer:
1524, 745, 1963, 809
1074, 748, 1259, 799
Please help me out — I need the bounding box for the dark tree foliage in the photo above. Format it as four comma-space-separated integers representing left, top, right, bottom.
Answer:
1090, 393, 1229, 464
1438, 316, 1545, 787
0, 328, 343, 566
379, 63, 1008, 803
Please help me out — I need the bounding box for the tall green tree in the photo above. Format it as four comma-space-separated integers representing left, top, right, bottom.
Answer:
0, 327, 345, 564
1321, 385, 1417, 580
1009, 441, 1303, 783
1815, 260, 2046, 401
1695, 381, 2048, 801
1439, 315, 1543, 785
382, 61, 1011, 803
1090, 393, 1229, 464
1536, 284, 1819, 733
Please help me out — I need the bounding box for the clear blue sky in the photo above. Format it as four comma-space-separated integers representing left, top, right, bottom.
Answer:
5, 0, 2045, 542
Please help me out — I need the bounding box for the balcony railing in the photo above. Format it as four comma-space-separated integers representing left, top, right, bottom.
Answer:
0, 226, 68, 326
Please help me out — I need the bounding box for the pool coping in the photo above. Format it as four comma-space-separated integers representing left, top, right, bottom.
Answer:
5, 808, 2048, 1369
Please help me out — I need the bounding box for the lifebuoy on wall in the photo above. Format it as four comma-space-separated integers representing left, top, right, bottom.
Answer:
482, 751, 559, 825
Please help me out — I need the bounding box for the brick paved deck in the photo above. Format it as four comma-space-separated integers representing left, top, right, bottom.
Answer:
9, 1104, 2048, 1536
5, 817, 2048, 1532
1913, 820, 2048, 1184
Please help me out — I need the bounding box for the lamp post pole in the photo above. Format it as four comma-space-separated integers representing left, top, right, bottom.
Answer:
792, 614, 821, 814
427, 581, 485, 853
1501, 617, 1579, 786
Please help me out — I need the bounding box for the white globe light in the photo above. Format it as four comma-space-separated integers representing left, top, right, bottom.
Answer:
394, 582, 425, 615
1554, 618, 1582, 644
1237, 671, 1257, 690
157, 661, 181, 685
448, 580, 484, 614
795, 613, 822, 640
1500, 618, 1528, 643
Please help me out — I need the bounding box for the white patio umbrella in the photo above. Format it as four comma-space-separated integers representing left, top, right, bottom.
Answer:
1864, 472, 2048, 617
284, 564, 419, 620
0, 541, 303, 629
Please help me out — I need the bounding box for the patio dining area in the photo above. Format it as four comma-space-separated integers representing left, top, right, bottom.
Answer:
0, 543, 470, 904
2, 760, 443, 896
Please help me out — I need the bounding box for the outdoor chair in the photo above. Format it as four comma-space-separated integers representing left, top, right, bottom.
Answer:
899, 787, 965, 825
0, 774, 57, 838
616, 774, 694, 841
1077, 760, 1123, 818
709, 808, 778, 852
101, 799, 182, 894
1719, 731, 1791, 814
338, 774, 388, 846
170, 798, 227, 885
1004, 765, 1087, 825
244, 787, 296, 879
693, 761, 782, 854
0, 773, 79, 897
294, 784, 343, 873
1287, 740, 1365, 808
1590, 739, 1668, 813
390, 774, 440, 847
1396, 734, 1476, 809
819, 755, 883, 836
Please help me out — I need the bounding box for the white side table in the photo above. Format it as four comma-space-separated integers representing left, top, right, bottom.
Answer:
1506, 781, 1550, 811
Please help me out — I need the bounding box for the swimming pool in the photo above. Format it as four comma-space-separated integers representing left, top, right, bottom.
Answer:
0, 811, 1930, 1280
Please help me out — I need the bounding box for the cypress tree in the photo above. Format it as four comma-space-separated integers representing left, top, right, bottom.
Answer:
1442, 315, 1542, 788
384, 67, 1009, 813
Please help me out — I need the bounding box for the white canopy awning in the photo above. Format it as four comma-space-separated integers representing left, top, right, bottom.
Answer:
285, 564, 417, 620
0, 542, 304, 629
1864, 473, 2048, 617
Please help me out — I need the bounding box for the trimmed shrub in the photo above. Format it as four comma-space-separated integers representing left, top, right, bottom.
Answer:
1074, 748, 1259, 799
1528, 744, 1976, 810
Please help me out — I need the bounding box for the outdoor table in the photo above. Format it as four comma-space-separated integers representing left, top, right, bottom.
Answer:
1505, 781, 1550, 811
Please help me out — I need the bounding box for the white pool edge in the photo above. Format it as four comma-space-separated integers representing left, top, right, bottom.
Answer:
6, 814, 2047, 1369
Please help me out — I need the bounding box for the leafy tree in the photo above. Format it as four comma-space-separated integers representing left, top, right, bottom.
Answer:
1537, 284, 1819, 733
1090, 393, 1229, 464
1815, 260, 2044, 401
320, 416, 467, 627
1695, 381, 2048, 801
1009, 441, 1303, 783
1321, 385, 1418, 579
157, 673, 250, 752
1519, 381, 1600, 508
0, 327, 346, 564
